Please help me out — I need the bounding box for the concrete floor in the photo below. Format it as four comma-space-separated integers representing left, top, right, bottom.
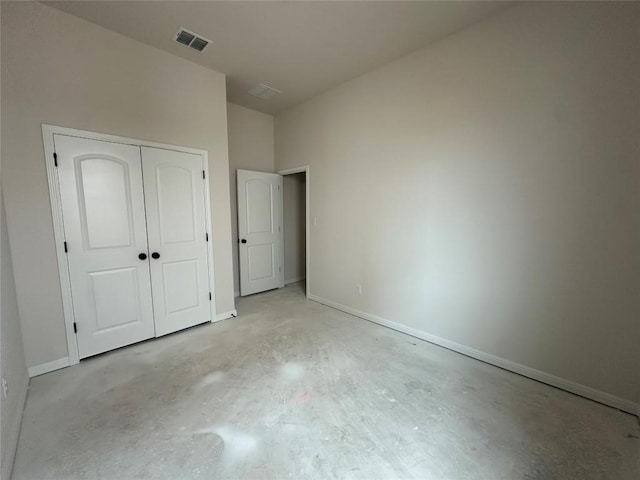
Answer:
12, 283, 640, 479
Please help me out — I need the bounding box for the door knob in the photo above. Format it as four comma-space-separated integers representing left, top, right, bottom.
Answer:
138, 253, 147, 260
151, 252, 161, 259
241, 239, 247, 244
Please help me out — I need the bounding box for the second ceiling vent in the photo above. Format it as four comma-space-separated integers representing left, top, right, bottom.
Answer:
175, 28, 210, 52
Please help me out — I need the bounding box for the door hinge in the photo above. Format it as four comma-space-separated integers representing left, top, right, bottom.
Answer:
73, 322, 77, 334
53, 152, 58, 167
63, 241, 68, 253
205, 233, 209, 242
209, 292, 212, 301
202, 170, 206, 179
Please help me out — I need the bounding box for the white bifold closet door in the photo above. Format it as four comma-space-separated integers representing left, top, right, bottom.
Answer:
55, 135, 210, 359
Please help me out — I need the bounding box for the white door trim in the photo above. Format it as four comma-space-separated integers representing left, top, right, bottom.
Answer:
277, 165, 310, 299
42, 124, 218, 366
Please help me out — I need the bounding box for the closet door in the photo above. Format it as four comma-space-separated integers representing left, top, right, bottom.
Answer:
55, 135, 155, 358
141, 147, 211, 336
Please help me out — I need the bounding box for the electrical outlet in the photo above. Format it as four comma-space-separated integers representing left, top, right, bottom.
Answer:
2, 378, 8, 398
356, 283, 363, 295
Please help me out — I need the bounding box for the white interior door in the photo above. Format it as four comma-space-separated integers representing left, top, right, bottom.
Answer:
237, 170, 284, 296
141, 147, 211, 336
55, 134, 155, 358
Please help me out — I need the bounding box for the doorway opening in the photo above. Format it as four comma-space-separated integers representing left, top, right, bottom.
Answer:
279, 166, 309, 299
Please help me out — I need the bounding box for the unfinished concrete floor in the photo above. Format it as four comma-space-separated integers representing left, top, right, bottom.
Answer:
12, 283, 640, 479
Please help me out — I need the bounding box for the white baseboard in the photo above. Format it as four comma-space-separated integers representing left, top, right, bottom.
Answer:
1, 374, 28, 480
214, 309, 238, 322
308, 294, 639, 416
28, 356, 70, 377
285, 276, 306, 285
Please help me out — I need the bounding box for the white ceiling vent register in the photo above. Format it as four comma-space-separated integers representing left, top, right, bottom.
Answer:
248, 84, 282, 99
175, 28, 210, 52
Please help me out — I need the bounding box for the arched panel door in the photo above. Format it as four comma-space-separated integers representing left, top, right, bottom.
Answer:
55, 134, 155, 358
141, 147, 211, 336
237, 169, 284, 296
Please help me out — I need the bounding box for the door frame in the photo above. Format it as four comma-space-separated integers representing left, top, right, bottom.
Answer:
277, 165, 310, 299
42, 124, 218, 366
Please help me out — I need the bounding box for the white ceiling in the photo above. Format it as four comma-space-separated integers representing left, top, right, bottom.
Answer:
45, 1, 511, 115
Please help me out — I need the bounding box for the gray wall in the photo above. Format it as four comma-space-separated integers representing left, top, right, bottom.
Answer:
283, 173, 306, 284
227, 103, 275, 295
1, 197, 29, 480
1, 2, 235, 369
275, 2, 640, 405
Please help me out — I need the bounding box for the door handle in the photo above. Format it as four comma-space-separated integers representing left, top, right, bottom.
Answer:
151, 252, 161, 259
241, 239, 247, 244
138, 253, 147, 260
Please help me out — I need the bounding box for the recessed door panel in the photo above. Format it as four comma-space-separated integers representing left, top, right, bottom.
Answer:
157, 166, 196, 244
89, 267, 141, 331
163, 259, 200, 314
246, 180, 274, 234
78, 157, 133, 249
55, 134, 155, 359
248, 244, 275, 281
237, 170, 284, 296
142, 147, 211, 337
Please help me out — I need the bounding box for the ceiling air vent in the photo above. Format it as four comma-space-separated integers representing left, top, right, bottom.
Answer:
175, 28, 210, 52
248, 84, 282, 100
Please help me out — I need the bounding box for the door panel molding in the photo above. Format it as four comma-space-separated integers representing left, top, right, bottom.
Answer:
42, 124, 218, 367
75, 154, 135, 250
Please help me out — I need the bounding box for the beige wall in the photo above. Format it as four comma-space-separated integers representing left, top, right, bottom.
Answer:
283, 173, 306, 284
1, 2, 235, 368
1, 198, 29, 480
276, 2, 640, 404
227, 103, 274, 295
1, 9, 30, 475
